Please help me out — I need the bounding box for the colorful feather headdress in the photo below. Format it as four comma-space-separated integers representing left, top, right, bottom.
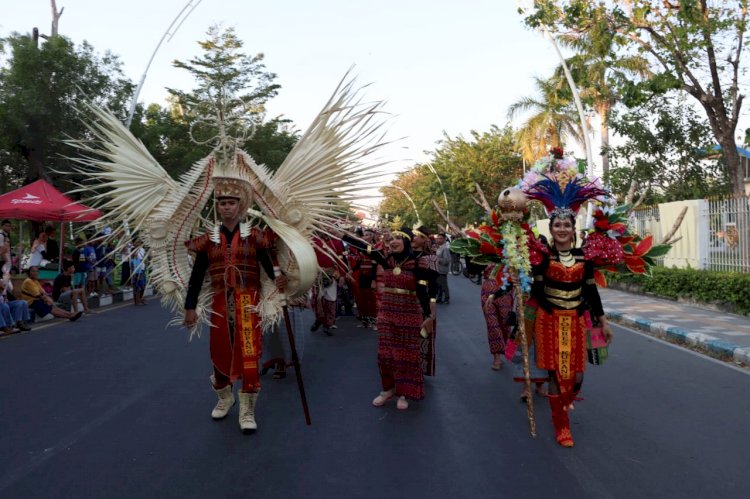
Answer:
520, 148, 607, 219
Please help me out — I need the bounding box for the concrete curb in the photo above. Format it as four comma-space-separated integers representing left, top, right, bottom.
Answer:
605, 309, 749, 366
86, 285, 154, 309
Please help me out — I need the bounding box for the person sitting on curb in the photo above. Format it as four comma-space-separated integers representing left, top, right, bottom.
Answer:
0, 275, 32, 333
53, 261, 91, 315
21, 266, 82, 322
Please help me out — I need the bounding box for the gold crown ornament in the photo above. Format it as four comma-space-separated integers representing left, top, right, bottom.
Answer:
211, 151, 255, 214
388, 216, 411, 240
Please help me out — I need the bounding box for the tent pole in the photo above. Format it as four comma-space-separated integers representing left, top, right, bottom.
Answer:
58, 222, 65, 272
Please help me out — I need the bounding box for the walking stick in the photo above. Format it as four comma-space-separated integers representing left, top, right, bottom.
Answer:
512, 271, 536, 437
498, 188, 536, 437
274, 267, 312, 426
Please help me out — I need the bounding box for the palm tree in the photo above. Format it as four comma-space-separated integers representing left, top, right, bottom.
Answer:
507, 76, 584, 164
555, 32, 651, 177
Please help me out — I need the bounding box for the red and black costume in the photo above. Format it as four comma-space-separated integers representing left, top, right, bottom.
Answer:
531, 246, 604, 446
348, 245, 377, 326
185, 225, 277, 393
345, 234, 435, 401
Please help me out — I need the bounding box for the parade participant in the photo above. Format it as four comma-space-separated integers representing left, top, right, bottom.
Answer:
348, 228, 377, 328
411, 224, 439, 376
70, 73, 391, 432
481, 263, 513, 370
530, 211, 611, 447
310, 233, 345, 336
523, 165, 612, 448
184, 181, 287, 434
261, 296, 309, 379
435, 232, 451, 304
343, 225, 435, 410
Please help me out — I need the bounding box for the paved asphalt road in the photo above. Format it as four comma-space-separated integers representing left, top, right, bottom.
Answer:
1, 276, 748, 499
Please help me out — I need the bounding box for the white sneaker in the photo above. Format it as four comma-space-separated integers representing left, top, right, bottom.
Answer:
238, 392, 259, 434
211, 383, 235, 420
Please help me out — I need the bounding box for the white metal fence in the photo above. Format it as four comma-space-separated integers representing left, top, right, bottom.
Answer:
628, 195, 750, 273
703, 194, 750, 272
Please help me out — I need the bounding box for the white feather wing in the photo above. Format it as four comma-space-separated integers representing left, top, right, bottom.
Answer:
68, 104, 215, 337
261, 73, 392, 235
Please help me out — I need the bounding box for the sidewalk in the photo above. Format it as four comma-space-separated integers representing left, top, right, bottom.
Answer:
601, 288, 750, 366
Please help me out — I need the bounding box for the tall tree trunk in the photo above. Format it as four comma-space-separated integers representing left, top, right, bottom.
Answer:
718, 136, 745, 195
598, 101, 611, 179
50, 0, 63, 36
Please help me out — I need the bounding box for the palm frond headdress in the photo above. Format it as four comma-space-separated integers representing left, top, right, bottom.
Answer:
68, 70, 391, 334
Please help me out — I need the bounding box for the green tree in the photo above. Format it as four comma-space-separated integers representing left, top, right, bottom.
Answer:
523, 0, 749, 194
607, 96, 728, 203
380, 125, 524, 229
552, 32, 651, 177
0, 33, 133, 191
134, 25, 292, 179
507, 76, 582, 164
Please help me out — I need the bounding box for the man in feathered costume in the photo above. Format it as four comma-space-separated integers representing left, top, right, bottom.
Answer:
70, 73, 389, 434
183, 164, 287, 433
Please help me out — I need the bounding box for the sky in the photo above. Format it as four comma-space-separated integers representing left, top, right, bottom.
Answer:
0, 1, 562, 178
3, 1, 746, 211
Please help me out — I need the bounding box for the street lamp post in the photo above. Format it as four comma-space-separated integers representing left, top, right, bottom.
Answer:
125, 0, 203, 128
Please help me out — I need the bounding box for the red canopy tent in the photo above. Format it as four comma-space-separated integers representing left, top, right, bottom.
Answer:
0, 179, 101, 222
0, 180, 102, 269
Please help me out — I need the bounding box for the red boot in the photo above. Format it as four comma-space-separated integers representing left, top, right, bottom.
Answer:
549, 395, 574, 448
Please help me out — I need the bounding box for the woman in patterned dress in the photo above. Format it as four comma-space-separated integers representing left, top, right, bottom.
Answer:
344, 227, 435, 410
481, 263, 513, 370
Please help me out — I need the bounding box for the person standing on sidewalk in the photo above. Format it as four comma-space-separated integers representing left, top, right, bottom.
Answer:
130, 238, 147, 306
0, 220, 12, 274
435, 233, 451, 304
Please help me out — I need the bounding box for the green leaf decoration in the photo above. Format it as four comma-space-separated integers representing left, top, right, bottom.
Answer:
450, 238, 479, 256
647, 244, 673, 258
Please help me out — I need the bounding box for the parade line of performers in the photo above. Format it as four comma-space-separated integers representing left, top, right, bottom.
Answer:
182, 184, 610, 448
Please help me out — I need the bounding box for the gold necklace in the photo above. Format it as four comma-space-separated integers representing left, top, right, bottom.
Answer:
557, 249, 575, 267
392, 255, 409, 276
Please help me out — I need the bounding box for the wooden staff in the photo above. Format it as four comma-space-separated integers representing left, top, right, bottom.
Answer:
498, 188, 536, 437
512, 269, 536, 437
274, 267, 312, 426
